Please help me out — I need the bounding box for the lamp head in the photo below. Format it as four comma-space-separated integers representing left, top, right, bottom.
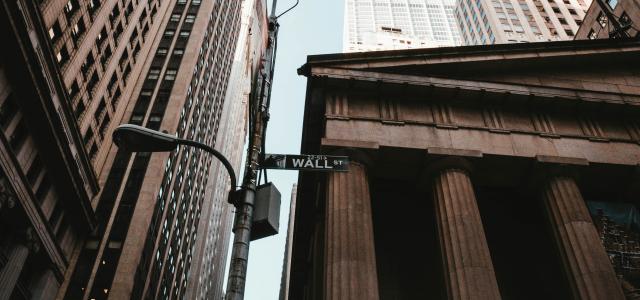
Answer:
113, 124, 178, 152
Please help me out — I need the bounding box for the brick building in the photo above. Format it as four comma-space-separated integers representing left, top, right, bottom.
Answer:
0, 0, 256, 299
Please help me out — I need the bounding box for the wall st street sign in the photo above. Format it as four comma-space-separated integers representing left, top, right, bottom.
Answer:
261, 154, 349, 172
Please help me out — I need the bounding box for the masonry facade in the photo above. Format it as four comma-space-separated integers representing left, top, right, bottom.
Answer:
0, 0, 249, 299
289, 39, 640, 299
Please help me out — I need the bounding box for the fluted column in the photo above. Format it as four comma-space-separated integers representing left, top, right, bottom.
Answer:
325, 161, 379, 300
0, 243, 29, 300
542, 176, 624, 300
432, 161, 501, 300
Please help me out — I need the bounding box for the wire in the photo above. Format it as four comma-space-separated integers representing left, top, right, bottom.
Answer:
276, 0, 300, 19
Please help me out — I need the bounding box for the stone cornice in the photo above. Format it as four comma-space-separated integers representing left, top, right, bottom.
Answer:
309, 66, 640, 106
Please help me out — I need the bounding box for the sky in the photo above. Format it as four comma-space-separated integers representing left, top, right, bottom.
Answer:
233, 1, 344, 299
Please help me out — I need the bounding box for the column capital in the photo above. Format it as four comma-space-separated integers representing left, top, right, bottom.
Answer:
418, 156, 474, 191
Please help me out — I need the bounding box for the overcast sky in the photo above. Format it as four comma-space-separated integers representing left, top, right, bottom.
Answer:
234, 1, 344, 299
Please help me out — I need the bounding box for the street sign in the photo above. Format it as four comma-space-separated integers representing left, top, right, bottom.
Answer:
261, 154, 349, 172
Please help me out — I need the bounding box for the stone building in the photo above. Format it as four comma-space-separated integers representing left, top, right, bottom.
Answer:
289, 38, 640, 299
575, 0, 639, 39
0, 0, 253, 299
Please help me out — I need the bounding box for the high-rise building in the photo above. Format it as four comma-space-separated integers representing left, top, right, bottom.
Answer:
185, 0, 267, 299
0, 0, 254, 299
575, 0, 639, 39
343, 0, 462, 52
455, 0, 592, 45
0, 1, 99, 298
290, 38, 640, 299
279, 184, 297, 300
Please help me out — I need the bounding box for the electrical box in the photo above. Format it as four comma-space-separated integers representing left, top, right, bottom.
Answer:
251, 182, 281, 241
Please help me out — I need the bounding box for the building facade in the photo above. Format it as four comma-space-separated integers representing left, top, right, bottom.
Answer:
279, 184, 297, 300
575, 0, 639, 39
343, 0, 462, 52
455, 0, 591, 45
290, 39, 640, 299
0, 1, 98, 298
0, 0, 252, 299
185, 0, 267, 299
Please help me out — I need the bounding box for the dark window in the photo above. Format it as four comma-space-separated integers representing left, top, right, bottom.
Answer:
48, 22, 62, 41
75, 100, 86, 119
620, 12, 632, 26
35, 175, 51, 203
9, 120, 28, 153
26, 156, 43, 185
56, 46, 70, 66
71, 18, 86, 43
0, 93, 18, 128
64, 0, 80, 19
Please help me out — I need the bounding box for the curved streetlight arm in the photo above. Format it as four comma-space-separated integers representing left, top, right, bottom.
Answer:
176, 138, 238, 200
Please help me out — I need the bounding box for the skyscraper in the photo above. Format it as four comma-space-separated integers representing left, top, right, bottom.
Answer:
0, 0, 255, 299
186, 0, 267, 299
343, 0, 462, 52
455, 0, 591, 45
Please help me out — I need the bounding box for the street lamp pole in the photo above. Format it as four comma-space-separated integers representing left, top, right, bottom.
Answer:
224, 0, 281, 298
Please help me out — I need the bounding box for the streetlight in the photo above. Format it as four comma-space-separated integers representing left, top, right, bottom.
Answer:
112, 124, 237, 202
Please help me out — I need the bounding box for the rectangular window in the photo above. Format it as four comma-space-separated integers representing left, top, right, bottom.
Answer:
597, 12, 608, 28
148, 69, 161, 80
165, 69, 177, 81
606, 0, 618, 9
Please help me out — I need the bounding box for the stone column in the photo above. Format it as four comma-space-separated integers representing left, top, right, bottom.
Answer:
325, 161, 379, 300
0, 243, 30, 300
542, 176, 624, 300
431, 158, 501, 300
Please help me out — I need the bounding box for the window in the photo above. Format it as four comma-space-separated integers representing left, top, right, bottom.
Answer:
71, 19, 86, 43
96, 26, 108, 46
170, 14, 181, 22
64, 0, 79, 18
157, 48, 168, 56
9, 120, 28, 153
173, 49, 184, 56
164, 30, 175, 37
588, 29, 597, 39
148, 69, 161, 80
179, 31, 190, 37
165, 70, 177, 81
564, 29, 574, 36
597, 12, 608, 28
48, 22, 62, 41
185, 14, 196, 23
0, 94, 17, 128
88, 0, 101, 14
606, 0, 618, 9
620, 12, 631, 26
56, 47, 70, 66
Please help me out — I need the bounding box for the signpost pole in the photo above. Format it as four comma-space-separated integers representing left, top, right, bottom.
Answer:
224, 1, 279, 299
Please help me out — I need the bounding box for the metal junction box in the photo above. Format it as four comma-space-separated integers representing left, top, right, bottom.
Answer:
251, 182, 281, 241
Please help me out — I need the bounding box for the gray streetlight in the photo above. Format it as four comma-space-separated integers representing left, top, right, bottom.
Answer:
112, 124, 237, 202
